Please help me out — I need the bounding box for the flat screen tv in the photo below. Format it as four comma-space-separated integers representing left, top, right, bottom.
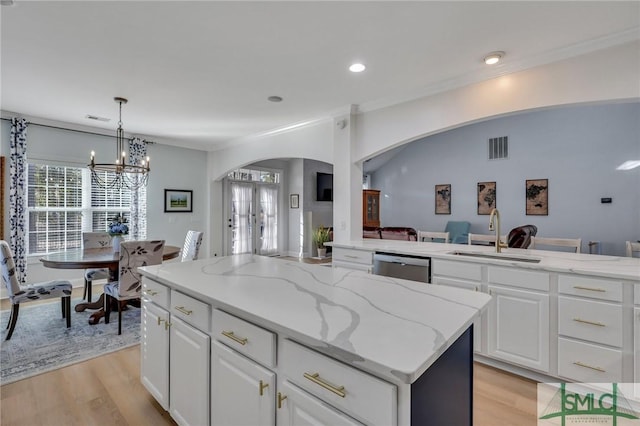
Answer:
316, 172, 333, 201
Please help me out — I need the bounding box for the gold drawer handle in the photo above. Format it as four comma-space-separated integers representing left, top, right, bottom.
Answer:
174, 306, 193, 315
277, 392, 287, 409
157, 317, 165, 326
573, 361, 605, 373
344, 255, 358, 259
145, 289, 158, 296
573, 285, 605, 293
259, 380, 269, 396
303, 372, 346, 398
164, 321, 171, 330
572, 318, 605, 327
221, 330, 248, 346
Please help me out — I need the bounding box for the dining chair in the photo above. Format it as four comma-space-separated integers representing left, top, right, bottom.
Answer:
418, 231, 450, 243
506, 225, 537, 249
444, 221, 471, 244
530, 236, 581, 253
468, 233, 506, 246
1, 240, 72, 341
626, 241, 640, 258
182, 230, 203, 262
82, 231, 112, 303
104, 240, 165, 335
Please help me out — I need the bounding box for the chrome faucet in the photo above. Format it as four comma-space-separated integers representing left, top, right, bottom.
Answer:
488, 208, 508, 253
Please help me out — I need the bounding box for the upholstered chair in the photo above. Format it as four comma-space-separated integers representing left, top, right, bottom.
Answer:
444, 221, 471, 244
104, 240, 165, 334
181, 230, 203, 262
1, 240, 72, 341
82, 232, 112, 302
507, 225, 538, 249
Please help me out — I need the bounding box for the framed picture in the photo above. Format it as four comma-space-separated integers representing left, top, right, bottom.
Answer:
477, 181, 496, 215
164, 189, 193, 213
290, 193, 299, 209
526, 179, 548, 215
435, 184, 451, 214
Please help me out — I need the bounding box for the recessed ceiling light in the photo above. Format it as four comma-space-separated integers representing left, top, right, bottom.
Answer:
349, 63, 366, 73
484, 51, 505, 65
268, 96, 283, 102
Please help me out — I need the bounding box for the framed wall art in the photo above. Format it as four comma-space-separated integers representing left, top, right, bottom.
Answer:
477, 181, 496, 215
290, 194, 299, 209
526, 179, 548, 215
435, 184, 451, 215
164, 189, 193, 213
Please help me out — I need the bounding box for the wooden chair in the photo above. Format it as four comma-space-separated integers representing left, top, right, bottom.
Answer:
82, 231, 112, 302
530, 237, 582, 253
104, 240, 165, 335
468, 233, 506, 246
1, 240, 72, 340
418, 231, 450, 243
182, 230, 204, 261
626, 241, 640, 258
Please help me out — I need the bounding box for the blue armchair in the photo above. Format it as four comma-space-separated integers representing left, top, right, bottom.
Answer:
444, 221, 471, 244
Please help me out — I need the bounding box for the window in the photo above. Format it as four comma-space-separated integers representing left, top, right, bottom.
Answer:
27, 164, 135, 255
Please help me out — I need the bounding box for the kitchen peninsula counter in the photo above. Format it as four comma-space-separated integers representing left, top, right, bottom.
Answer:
328, 240, 640, 281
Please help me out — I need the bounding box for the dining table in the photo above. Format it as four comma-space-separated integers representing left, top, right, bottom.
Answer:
40, 245, 180, 325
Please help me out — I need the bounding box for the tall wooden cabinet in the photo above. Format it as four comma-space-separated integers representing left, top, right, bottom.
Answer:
363, 189, 380, 227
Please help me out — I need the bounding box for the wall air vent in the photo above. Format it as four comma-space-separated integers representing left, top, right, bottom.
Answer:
488, 136, 508, 160
85, 114, 110, 122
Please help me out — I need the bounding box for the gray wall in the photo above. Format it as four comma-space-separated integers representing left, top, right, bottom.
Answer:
370, 103, 640, 256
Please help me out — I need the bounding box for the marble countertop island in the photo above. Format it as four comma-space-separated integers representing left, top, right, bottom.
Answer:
329, 240, 640, 281
139, 254, 491, 384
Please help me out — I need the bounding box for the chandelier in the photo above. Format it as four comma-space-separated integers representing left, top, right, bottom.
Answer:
88, 97, 150, 190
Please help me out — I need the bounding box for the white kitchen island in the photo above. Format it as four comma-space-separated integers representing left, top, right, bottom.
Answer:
138, 254, 491, 426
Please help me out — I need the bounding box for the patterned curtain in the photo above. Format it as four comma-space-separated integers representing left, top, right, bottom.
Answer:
129, 138, 147, 240
9, 118, 28, 284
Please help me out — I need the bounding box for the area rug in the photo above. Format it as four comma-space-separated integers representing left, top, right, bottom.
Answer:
0, 298, 141, 385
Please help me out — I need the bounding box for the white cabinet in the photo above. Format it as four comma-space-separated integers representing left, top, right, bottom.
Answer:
277, 380, 363, 426
635, 297, 640, 398
169, 316, 211, 426
486, 268, 550, 373
332, 247, 373, 273
141, 300, 170, 410
432, 259, 483, 353
211, 340, 275, 426
140, 278, 211, 426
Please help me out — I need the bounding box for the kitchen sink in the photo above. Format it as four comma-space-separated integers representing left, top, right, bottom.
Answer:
447, 251, 542, 263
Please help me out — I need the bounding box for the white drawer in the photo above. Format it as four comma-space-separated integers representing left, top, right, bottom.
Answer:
142, 278, 170, 309
280, 339, 397, 426
558, 338, 622, 383
432, 259, 482, 281
212, 309, 276, 368
332, 260, 372, 273
487, 266, 549, 292
558, 296, 622, 347
635, 284, 640, 305
558, 274, 622, 302
332, 248, 373, 266
431, 276, 481, 292
171, 290, 211, 332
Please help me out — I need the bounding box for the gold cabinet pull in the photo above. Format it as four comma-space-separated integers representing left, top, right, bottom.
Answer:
174, 306, 193, 315
573, 361, 605, 373
303, 372, 346, 398
573, 285, 605, 293
344, 255, 358, 259
259, 380, 269, 396
221, 330, 248, 346
157, 317, 165, 326
164, 321, 172, 330
144, 289, 158, 296
277, 392, 287, 409
572, 318, 605, 327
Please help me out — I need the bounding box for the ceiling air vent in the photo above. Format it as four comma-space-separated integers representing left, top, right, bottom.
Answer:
85, 114, 110, 122
488, 136, 508, 160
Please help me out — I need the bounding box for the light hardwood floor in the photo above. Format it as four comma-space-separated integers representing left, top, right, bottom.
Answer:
1, 345, 537, 425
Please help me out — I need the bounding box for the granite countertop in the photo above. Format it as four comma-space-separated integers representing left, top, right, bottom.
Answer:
139, 254, 491, 385
328, 240, 640, 281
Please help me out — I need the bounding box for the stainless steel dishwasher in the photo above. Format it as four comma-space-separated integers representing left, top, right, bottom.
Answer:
373, 252, 431, 283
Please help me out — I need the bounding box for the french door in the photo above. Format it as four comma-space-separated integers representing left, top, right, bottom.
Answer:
228, 181, 278, 256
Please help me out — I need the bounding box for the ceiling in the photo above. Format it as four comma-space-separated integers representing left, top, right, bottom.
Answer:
1, 1, 639, 152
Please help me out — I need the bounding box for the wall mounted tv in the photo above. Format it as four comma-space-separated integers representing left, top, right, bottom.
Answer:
316, 172, 333, 201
